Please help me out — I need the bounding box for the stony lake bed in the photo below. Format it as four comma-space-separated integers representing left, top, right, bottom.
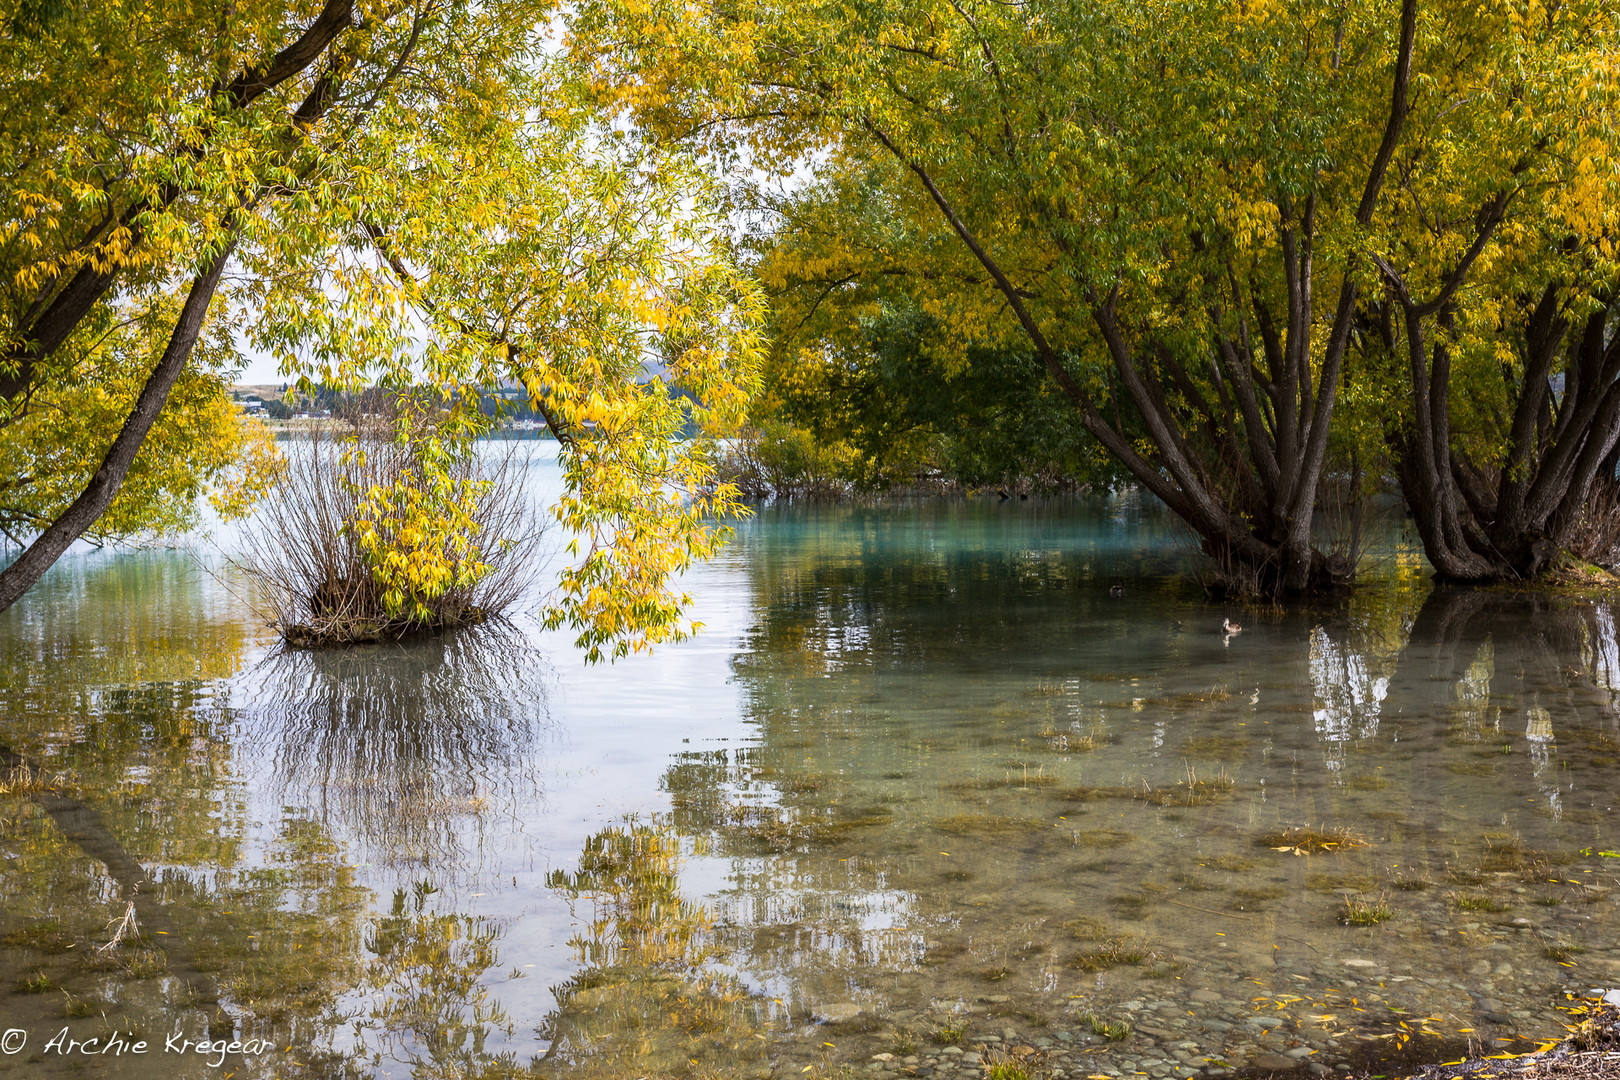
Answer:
2, 462, 1618, 1078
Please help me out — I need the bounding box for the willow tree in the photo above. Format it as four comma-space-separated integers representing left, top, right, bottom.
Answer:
0, 0, 762, 656
1367, 53, 1620, 583
572, 0, 1618, 593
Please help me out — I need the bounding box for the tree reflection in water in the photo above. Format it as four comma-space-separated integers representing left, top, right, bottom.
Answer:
234, 621, 553, 875
538, 822, 771, 1079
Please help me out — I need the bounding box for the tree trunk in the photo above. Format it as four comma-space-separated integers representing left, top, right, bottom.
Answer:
1393, 292, 1620, 582
0, 238, 238, 614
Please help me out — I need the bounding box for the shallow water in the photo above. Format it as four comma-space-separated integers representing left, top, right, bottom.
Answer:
1, 460, 1617, 1079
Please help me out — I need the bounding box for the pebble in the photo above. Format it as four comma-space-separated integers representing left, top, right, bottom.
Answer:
815, 1002, 862, 1023
1190, 990, 1222, 1004
1250, 1053, 1300, 1071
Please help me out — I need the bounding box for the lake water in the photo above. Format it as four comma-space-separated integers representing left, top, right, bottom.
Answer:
1, 447, 1617, 1079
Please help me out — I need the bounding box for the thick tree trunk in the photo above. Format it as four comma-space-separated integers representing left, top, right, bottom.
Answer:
1394, 293, 1620, 582
0, 238, 237, 614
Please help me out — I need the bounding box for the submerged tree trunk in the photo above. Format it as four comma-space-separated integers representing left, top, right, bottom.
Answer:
1389, 289, 1620, 582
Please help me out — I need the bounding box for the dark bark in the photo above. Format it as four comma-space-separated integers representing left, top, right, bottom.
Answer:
0, 0, 355, 409
0, 237, 237, 614
1391, 288, 1620, 582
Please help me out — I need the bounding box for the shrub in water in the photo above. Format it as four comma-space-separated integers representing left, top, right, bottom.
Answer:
233, 405, 543, 645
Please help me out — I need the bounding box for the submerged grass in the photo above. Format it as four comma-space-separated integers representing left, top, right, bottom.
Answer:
1073, 1011, 1132, 1041
1068, 936, 1151, 971
1450, 893, 1513, 913
1257, 825, 1371, 854
1128, 766, 1238, 808
1038, 725, 1103, 753
1206, 854, 1258, 872
932, 814, 1047, 837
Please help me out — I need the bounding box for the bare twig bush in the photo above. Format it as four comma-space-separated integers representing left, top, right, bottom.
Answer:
232, 412, 545, 645
1564, 475, 1620, 571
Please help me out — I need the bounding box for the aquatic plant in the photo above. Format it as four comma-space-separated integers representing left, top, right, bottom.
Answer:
1173, 871, 1220, 891
1068, 936, 1150, 971
982, 1045, 1049, 1080
946, 767, 1059, 792
931, 1018, 968, 1045
0, 761, 70, 796
1206, 854, 1258, 872
1340, 894, 1393, 926
1161, 764, 1237, 806
1074, 1011, 1132, 1041
1449, 893, 1513, 913
888, 1029, 920, 1056
60, 990, 95, 1018
17, 968, 55, 993
1475, 836, 1573, 882
1040, 725, 1102, 753
1257, 825, 1370, 854
1544, 942, 1585, 961
1389, 873, 1433, 891
232, 410, 544, 646
0, 920, 76, 953
1095, 1018, 1132, 1041
932, 813, 1046, 837
1109, 894, 1152, 918
1060, 916, 1113, 941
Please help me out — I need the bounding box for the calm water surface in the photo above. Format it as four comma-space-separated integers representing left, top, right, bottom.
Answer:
1, 451, 1617, 1079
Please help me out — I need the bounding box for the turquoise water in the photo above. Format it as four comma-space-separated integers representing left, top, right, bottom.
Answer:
1, 453, 1617, 1079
